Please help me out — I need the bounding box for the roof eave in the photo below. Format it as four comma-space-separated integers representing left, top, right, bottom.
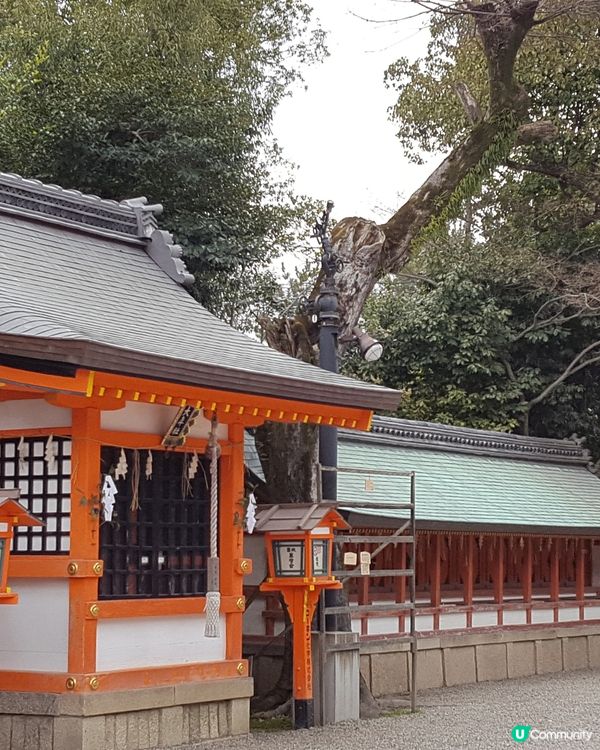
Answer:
0, 334, 401, 413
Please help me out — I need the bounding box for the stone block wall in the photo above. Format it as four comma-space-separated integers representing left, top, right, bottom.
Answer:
0, 677, 252, 750
360, 624, 600, 697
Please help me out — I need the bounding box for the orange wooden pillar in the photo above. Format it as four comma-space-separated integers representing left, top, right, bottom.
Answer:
494, 537, 504, 626
68, 408, 101, 678
395, 542, 407, 633
523, 537, 533, 624
219, 422, 247, 664
550, 538, 560, 623
464, 535, 474, 627
576, 539, 586, 621
431, 534, 442, 630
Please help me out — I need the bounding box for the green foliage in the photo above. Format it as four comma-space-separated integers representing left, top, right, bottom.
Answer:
0, 0, 324, 328
349, 13, 600, 454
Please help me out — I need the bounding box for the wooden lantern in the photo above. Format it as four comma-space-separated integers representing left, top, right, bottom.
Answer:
255, 503, 349, 729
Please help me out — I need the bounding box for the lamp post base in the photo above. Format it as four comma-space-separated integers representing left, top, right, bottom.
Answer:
293, 698, 314, 729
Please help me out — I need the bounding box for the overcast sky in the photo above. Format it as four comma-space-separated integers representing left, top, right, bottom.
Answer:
272, 0, 440, 225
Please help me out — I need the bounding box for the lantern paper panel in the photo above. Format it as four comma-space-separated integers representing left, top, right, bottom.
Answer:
273, 540, 305, 577
312, 539, 329, 576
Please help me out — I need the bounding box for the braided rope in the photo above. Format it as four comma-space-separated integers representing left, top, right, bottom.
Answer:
204, 416, 221, 637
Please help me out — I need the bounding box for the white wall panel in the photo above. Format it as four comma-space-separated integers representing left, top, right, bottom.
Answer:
101, 402, 227, 440
439, 612, 467, 630
584, 605, 600, 620
0, 400, 71, 429
367, 616, 398, 636
558, 607, 579, 623
471, 611, 497, 628
96, 614, 226, 670
504, 609, 527, 625
0, 579, 69, 671
414, 614, 434, 632
531, 608, 554, 624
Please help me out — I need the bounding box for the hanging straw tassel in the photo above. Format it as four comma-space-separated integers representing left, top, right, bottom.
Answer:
204, 417, 221, 637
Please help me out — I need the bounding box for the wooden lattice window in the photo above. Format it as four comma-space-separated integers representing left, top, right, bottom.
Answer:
0, 436, 71, 554
99, 447, 211, 599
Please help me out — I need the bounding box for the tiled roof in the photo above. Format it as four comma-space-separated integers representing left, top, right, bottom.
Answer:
0, 174, 400, 411
338, 416, 600, 532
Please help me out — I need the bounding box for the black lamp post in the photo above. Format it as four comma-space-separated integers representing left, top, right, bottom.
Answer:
313, 201, 340, 505
312, 202, 383, 631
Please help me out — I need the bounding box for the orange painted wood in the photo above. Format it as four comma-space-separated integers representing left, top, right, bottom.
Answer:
45, 393, 125, 411
94, 659, 248, 692
91, 595, 243, 619
464, 536, 474, 627
220, 423, 245, 661
523, 538, 533, 624
431, 534, 442, 630
494, 538, 505, 626
92, 371, 372, 430
0, 660, 248, 694
395, 543, 406, 632
0, 365, 92, 395
9, 557, 103, 579
68, 408, 101, 674
576, 540, 586, 620
0, 427, 72, 439
550, 539, 560, 623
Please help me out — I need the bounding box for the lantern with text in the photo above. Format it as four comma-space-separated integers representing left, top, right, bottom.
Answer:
0, 490, 44, 604
256, 503, 349, 730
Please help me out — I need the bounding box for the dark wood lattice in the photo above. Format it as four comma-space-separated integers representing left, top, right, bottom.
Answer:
0, 436, 71, 554
99, 447, 211, 599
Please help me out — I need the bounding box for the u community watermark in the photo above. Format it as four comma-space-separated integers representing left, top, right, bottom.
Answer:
512, 725, 593, 743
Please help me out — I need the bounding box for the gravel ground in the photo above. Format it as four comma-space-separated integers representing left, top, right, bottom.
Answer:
184, 669, 600, 750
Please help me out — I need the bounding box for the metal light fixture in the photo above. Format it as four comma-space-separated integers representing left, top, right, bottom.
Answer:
352, 326, 383, 363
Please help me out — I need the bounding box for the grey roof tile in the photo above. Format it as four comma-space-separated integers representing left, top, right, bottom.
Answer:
338, 416, 600, 531
0, 178, 400, 411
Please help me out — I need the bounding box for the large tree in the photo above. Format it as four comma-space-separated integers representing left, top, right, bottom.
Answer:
259, 2, 600, 495
0, 0, 322, 327
343, 5, 600, 454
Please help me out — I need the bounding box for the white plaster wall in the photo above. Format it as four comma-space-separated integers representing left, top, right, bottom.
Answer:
367, 616, 399, 636
584, 605, 600, 621
558, 607, 579, 623
0, 579, 69, 671
351, 618, 361, 634
440, 612, 467, 630
414, 614, 434, 632
101, 402, 228, 440
471, 611, 497, 628
504, 609, 527, 625
531, 609, 554, 624
0, 400, 71, 429
96, 614, 226, 671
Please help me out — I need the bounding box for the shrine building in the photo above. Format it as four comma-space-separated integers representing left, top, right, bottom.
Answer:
0, 173, 400, 749
247, 416, 600, 697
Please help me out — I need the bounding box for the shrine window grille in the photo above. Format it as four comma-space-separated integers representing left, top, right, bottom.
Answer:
99, 447, 211, 600
0, 436, 71, 554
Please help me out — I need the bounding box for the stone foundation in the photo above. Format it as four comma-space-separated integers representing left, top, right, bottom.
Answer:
0, 677, 252, 750
360, 624, 600, 696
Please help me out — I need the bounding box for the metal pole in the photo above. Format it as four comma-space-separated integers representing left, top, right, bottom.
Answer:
313, 202, 349, 633
410, 472, 417, 712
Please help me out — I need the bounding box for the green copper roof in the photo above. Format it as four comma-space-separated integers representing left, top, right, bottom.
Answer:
338, 417, 600, 533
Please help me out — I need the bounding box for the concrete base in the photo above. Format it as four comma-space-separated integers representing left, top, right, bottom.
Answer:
313, 632, 360, 725
0, 677, 252, 750
360, 624, 600, 697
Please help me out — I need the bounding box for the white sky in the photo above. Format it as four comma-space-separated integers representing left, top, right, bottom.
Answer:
272, 0, 439, 224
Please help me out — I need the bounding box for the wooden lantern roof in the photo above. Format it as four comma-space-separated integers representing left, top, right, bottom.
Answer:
253, 503, 350, 534
0, 490, 43, 527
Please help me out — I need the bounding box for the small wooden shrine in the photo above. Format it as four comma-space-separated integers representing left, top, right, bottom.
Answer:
0, 173, 400, 749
